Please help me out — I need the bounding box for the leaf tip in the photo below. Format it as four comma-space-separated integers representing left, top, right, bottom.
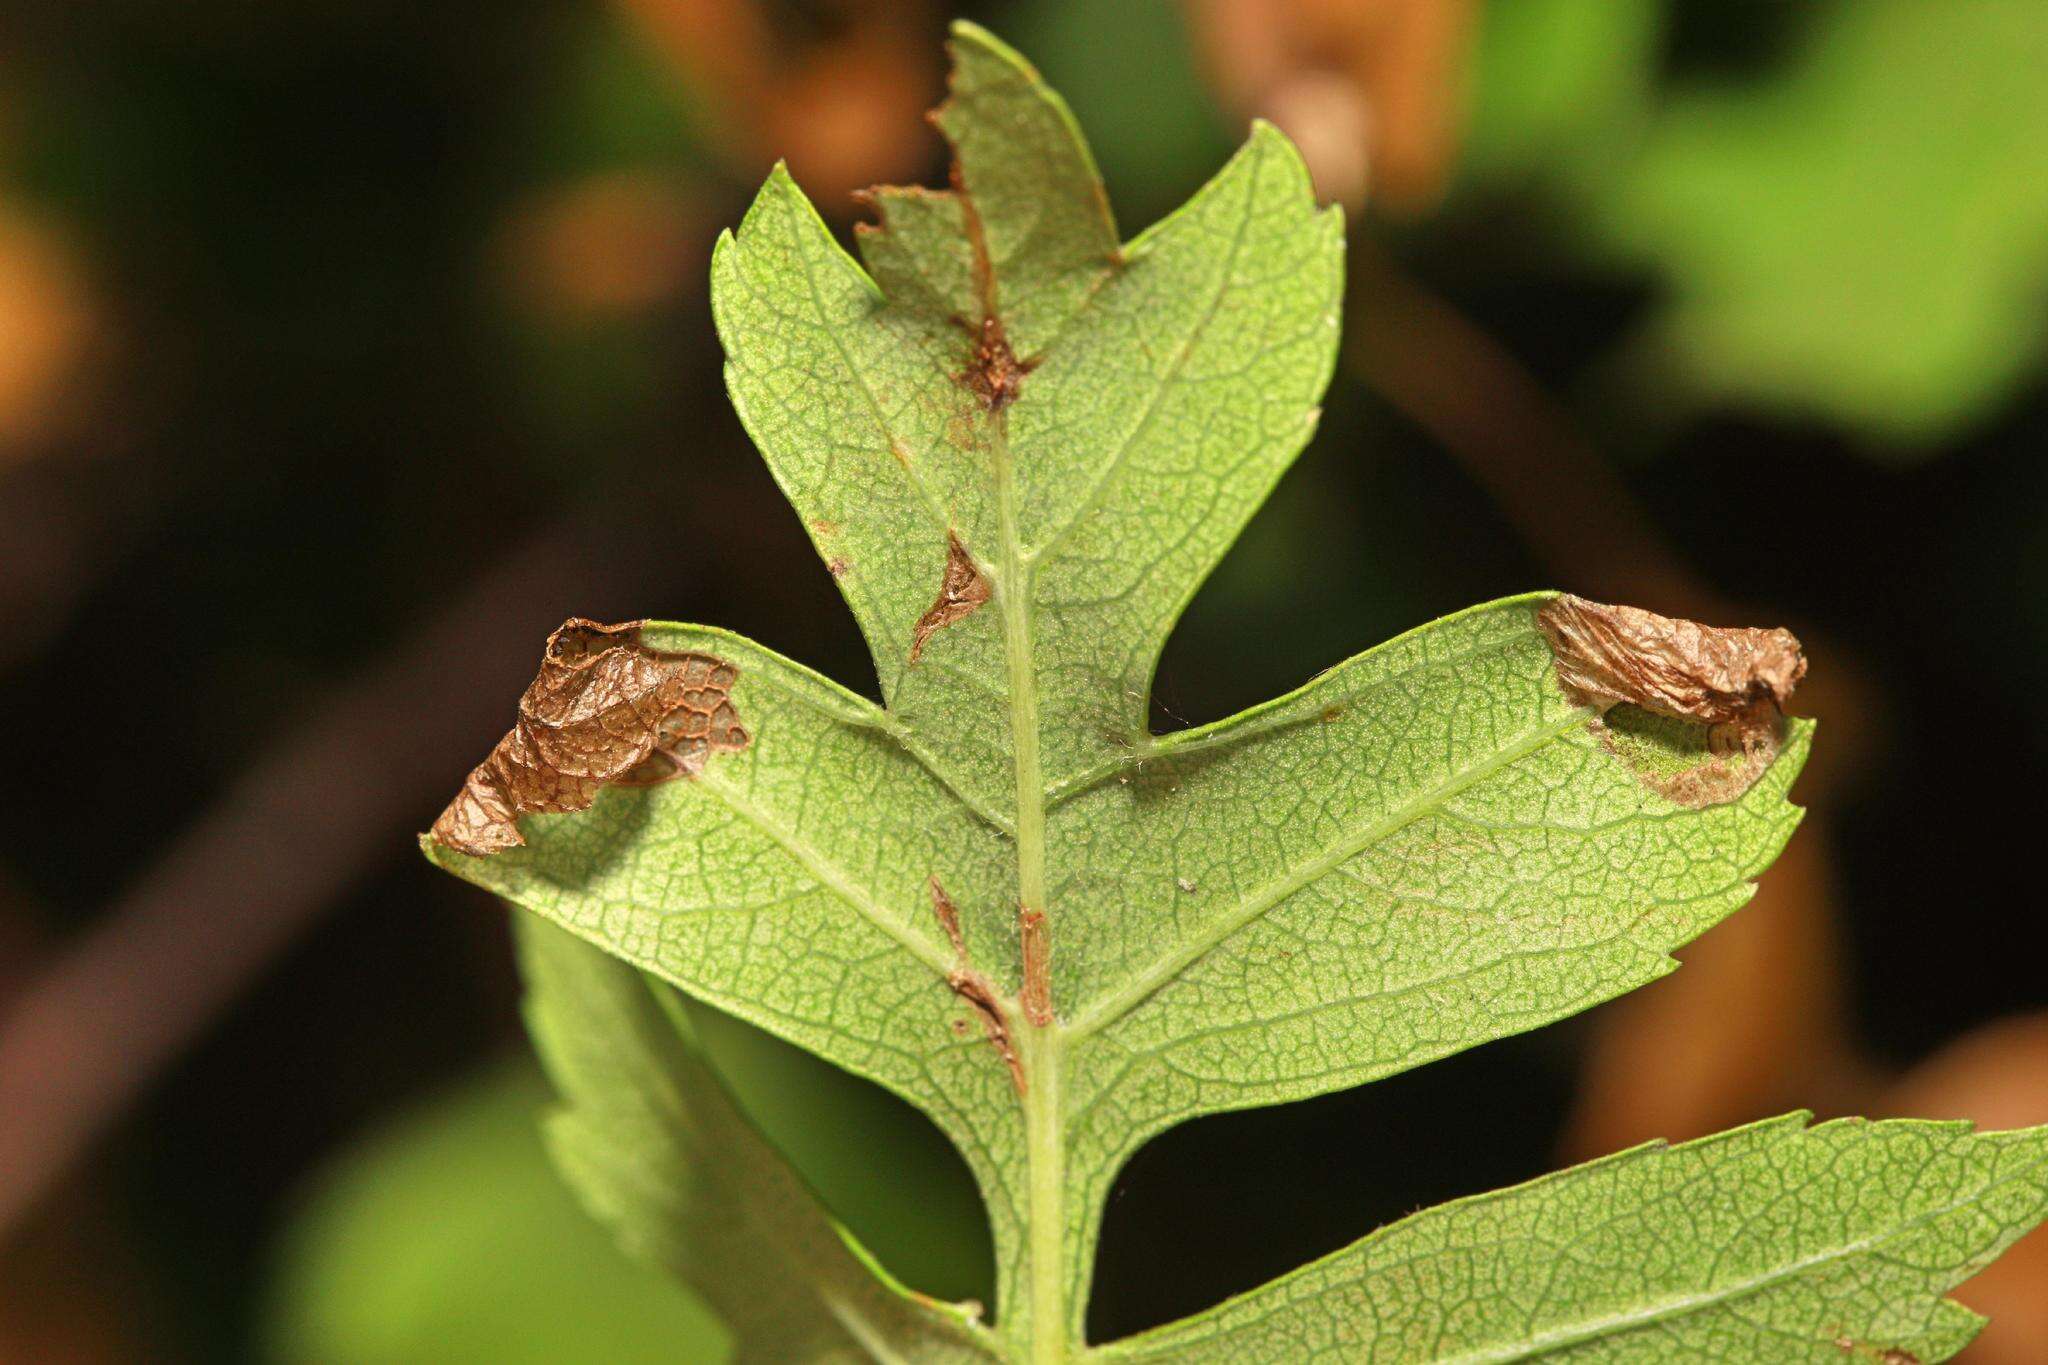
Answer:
944, 19, 1034, 76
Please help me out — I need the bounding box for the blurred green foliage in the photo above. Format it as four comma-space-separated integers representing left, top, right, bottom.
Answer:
1461, 0, 1659, 194
1465, 0, 2048, 447
265, 994, 993, 1363
263, 1064, 724, 1365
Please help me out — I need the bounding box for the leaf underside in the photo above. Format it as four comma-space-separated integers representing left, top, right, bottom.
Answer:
427, 21, 2048, 1363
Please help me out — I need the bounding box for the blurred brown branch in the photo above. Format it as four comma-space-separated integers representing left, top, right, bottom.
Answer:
0, 514, 668, 1245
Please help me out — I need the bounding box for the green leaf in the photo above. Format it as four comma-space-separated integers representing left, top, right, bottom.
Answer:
264, 1062, 727, 1365
424, 20, 2048, 1361
1472, 0, 2048, 446
1098, 1114, 2048, 1363
1457, 0, 1661, 196
516, 913, 999, 1363
1602, 0, 2048, 444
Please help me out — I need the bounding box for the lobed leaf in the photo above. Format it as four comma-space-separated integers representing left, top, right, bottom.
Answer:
425, 20, 2048, 1362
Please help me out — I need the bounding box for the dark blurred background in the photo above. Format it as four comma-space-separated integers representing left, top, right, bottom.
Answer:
4, 0, 2047, 1359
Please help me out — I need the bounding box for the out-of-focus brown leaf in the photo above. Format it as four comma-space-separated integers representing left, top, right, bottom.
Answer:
0, 205, 94, 461
432, 618, 749, 857
617, 0, 939, 206
0, 1199, 149, 1364
764, 27, 938, 206
1883, 1014, 2048, 1364
1184, 0, 1476, 211
613, 0, 775, 151
499, 174, 707, 319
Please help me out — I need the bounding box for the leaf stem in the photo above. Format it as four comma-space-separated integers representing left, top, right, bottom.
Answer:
993, 436, 1047, 917
1019, 1022, 1066, 1364
992, 414, 1067, 1361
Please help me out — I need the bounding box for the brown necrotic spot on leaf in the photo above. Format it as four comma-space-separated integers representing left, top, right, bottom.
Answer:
959, 314, 1032, 411
1834, 1341, 1921, 1365
430, 618, 749, 856
1537, 594, 1806, 724
910, 532, 992, 661
1593, 703, 1785, 809
930, 877, 1024, 1095
1538, 595, 1804, 809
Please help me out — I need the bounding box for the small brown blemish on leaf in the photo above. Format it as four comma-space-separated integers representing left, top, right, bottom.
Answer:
1320, 705, 1344, 724
1537, 594, 1805, 724
1176, 877, 1197, 894
1018, 905, 1053, 1028
811, 518, 838, 535
958, 315, 1033, 412
826, 557, 850, 577
910, 532, 992, 661
887, 439, 912, 470
1834, 1339, 1920, 1365
931, 877, 1025, 1095
931, 875, 967, 953
431, 619, 748, 856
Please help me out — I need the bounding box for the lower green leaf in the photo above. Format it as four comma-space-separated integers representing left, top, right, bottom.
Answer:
263, 1063, 724, 1365
1096, 1113, 2048, 1363
516, 913, 1001, 1363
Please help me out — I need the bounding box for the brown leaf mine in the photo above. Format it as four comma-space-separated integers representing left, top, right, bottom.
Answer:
1538, 595, 1804, 809
931, 878, 1024, 1095
1592, 703, 1785, 809
910, 532, 992, 662
432, 618, 749, 856
1537, 594, 1805, 724
959, 315, 1031, 412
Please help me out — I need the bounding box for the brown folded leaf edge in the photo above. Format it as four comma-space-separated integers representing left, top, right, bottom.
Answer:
432, 618, 749, 856
1537, 594, 1806, 808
